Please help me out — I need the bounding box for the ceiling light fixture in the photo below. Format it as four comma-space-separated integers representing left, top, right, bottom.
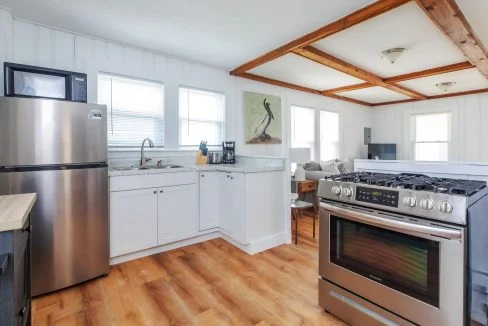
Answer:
380, 48, 407, 64
435, 82, 456, 92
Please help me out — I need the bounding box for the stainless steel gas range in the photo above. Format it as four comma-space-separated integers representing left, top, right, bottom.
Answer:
318, 172, 488, 326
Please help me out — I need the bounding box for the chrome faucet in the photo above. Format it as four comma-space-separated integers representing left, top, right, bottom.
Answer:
140, 138, 154, 168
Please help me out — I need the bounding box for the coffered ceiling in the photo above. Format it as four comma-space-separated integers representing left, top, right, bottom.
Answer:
232, 0, 488, 106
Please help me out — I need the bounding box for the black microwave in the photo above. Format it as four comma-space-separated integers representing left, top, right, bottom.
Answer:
4, 62, 87, 102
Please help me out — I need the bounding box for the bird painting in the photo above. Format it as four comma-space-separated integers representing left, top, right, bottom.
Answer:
244, 91, 282, 144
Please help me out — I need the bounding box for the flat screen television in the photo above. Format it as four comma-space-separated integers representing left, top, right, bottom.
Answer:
368, 143, 396, 160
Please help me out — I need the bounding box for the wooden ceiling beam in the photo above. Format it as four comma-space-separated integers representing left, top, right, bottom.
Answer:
373, 99, 418, 106
238, 73, 373, 107
322, 82, 372, 94
294, 46, 427, 100
374, 88, 488, 106
415, 0, 488, 78
230, 0, 411, 75
322, 61, 473, 94
384, 61, 474, 83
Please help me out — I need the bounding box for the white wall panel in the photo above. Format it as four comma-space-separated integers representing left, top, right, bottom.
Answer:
372, 93, 488, 162
13, 20, 36, 65
53, 30, 74, 70
0, 10, 14, 95
74, 36, 93, 72
0, 7, 372, 161
37, 26, 53, 67
106, 43, 124, 74
123, 47, 143, 78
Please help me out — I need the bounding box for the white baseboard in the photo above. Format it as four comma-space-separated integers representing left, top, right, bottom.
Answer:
110, 231, 220, 265
220, 232, 287, 255
109, 231, 287, 265
246, 232, 287, 254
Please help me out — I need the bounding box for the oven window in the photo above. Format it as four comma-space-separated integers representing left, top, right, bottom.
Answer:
330, 216, 440, 307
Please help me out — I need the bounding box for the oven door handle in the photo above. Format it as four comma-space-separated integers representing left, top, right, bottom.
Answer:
320, 202, 462, 240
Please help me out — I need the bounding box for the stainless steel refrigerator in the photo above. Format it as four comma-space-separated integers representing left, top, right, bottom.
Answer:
0, 97, 109, 296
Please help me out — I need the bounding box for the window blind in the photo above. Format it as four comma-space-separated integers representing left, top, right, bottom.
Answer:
413, 112, 450, 161
320, 111, 339, 161
179, 87, 225, 146
98, 74, 165, 148
291, 106, 315, 159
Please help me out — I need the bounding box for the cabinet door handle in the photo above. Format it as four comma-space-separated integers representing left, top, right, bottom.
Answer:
230, 177, 234, 180
0, 254, 8, 275
201, 174, 205, 178
160, 190, 164, 193
153, 190, 157, 194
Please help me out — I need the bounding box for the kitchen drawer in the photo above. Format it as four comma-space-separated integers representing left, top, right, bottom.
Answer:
298, 181, 317, 193
110, 172, 197, 192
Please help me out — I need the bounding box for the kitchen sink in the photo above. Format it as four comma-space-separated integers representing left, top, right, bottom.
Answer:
110, 165, 184, 171
110, 167, 141, 171
152, 164, 184, 169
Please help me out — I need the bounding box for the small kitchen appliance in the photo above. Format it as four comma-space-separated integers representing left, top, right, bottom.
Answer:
4, 62, 87, 102
207, 151, 223, 164
222, 141, 236, 164
318, 172, 488, 326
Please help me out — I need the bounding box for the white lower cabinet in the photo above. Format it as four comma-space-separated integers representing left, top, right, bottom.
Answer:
157, 184, 198, 244
110, 169, 284, 259
110, 188, 158, 257
220, 172, 246, 243
198, 172, 221, 231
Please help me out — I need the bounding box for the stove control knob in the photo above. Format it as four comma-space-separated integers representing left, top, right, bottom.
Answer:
420, 199, 435, 210
342, 188, 353, 197
402, 196, 416, 207
331, 186, 341, 195
439, 201, 453, 214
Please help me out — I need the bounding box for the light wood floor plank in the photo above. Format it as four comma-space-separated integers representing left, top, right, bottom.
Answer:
33, 215, 346, 326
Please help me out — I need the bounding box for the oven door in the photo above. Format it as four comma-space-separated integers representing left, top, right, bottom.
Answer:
319, 201, 466, 326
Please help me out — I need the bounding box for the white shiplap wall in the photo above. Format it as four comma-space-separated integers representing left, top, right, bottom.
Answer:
371, 93, 488, 162
0, 8, 372, 161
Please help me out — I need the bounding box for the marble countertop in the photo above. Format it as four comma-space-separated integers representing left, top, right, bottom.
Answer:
109, 164, 284, 177
0, 193, 37, 232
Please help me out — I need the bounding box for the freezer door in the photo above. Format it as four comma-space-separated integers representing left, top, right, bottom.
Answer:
0, 97, 107, 166
0, 167, 109, 296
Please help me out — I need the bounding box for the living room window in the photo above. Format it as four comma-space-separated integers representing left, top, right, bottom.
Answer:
320, 111, 339, 161
179, 87, 225, 147
412, 112, 450, 161
98, 74, 165, 148
291, 106, 315, 159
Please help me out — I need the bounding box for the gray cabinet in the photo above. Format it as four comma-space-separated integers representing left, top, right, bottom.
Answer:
0, 216, 31, 326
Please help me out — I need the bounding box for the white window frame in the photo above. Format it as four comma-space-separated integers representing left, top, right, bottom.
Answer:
319, 110, 340, 161
411, 112, 451, 161
291, 105, 316, 160
178, 86, 225, 148
97, 73, 165, 149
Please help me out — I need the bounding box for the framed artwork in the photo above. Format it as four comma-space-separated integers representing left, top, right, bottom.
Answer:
243, 91, 282, 144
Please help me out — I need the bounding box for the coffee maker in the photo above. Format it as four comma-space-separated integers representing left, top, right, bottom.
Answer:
222, 141, 235, 164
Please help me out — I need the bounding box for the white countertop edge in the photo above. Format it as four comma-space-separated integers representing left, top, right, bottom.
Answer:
0, 193, 37, 232
108, 165, 284, 177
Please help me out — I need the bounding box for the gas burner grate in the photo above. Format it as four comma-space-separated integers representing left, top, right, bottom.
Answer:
327, 172, 486, 197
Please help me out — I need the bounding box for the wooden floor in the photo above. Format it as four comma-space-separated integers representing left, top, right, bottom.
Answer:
32, 214, 346, 326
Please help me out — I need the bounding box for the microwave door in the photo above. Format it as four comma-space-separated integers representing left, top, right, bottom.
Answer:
13, 70, 67, 100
